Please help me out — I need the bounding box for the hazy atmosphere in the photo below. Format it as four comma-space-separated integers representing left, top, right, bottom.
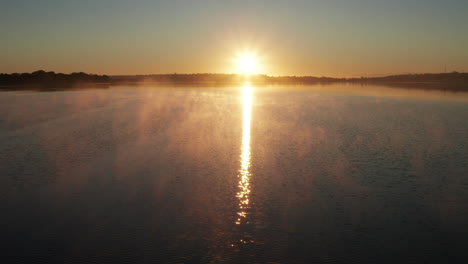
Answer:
2, 1, 468, 264
1, 0, 468, 76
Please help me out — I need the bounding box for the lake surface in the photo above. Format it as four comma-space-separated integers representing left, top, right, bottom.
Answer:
1, 83, 468, 263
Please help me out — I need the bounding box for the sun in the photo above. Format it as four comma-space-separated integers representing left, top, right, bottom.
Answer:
237, 54, 258, 75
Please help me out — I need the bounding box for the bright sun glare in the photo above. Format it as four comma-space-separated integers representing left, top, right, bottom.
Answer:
237, 54, 258, 75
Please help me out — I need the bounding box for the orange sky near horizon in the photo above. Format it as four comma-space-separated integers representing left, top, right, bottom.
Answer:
1, 1, 467, 77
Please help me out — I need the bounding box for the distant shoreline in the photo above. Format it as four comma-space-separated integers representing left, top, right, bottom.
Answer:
109, 72, 468, 91
1, 71, 467, 91
0, 70, 110, 89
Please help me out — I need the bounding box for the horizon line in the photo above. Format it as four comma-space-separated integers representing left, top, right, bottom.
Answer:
2, 70, 466, 79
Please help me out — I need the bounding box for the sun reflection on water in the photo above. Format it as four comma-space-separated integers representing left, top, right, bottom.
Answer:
236, 83, 253, 225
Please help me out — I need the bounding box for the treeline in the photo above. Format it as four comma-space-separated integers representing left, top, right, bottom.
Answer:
1, 71, 466, 89
111, 72, 468, 86
260, 75, 340, 84
112, 73, 243, 84
111, 73, 341, 85
0, 70, 110, 86
348, 72, 468, 84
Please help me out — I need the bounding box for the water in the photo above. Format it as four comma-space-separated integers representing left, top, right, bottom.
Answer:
1, 84, 468, 263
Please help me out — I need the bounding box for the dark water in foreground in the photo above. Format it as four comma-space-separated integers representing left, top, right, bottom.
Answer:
1, 84, 468, 263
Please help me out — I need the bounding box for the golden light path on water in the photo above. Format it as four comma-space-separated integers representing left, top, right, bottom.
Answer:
236, 82, 253, 225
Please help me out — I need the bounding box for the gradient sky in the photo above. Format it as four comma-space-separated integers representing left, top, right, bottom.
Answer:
1, 0, 467, 77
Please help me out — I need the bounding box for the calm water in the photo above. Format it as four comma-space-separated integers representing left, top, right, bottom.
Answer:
1, 84, 468, 263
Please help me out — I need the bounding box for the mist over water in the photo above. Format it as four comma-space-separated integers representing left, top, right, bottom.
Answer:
1, 84, 468, 263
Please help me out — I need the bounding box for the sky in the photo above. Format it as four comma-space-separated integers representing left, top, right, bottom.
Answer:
1, 0, 467, 77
